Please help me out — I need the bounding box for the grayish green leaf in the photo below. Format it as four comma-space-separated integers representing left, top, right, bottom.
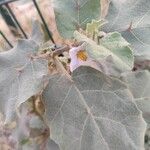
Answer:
103, 0, 150, 32
122, 70, 150, 126
0, 39, 48, 123
43, 66, 146, 150
53, 0, 100, 38
74, 31, 134, 76
31, 20, 53, 45
103, 0, 150, 61
46, 139, 60, 150
121, 27, 150, 62
31, 20, 45, 45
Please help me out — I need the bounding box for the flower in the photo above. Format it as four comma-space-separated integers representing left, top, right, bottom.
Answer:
69, 43, 88, 72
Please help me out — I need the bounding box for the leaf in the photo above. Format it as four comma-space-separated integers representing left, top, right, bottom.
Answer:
103, 0, 150, 61
53, 0, 101, 38
121, 70, 150, 126
103, 0, 150, 32
29, 20, 54, 55
0, 39, 48, 123
43, 66, 146, 150
74, 31, 134, 76
46, 139, 60, 150
30, 20, 44, 45
121, 27, 150, 62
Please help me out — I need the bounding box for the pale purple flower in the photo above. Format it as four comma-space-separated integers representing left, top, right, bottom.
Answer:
69, 43, 88, 72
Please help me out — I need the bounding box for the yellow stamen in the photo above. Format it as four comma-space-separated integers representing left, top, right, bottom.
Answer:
77, 50, 88, 61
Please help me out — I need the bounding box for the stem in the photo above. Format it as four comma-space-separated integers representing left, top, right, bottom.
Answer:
52, 45, 70, 57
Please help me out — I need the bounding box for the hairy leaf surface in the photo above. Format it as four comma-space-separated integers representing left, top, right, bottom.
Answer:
74, 31, 134, 76
122, 71, 150, 126
121, 28, 150, 62
52, 0, 100, 38
43, 66, 146, 150
103, 0, 150, 61
103, 0, 150, 32
0, 39, 48, 123
31, 20, 45, 45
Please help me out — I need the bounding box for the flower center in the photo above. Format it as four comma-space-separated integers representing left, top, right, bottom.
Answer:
77, 50, 88, 61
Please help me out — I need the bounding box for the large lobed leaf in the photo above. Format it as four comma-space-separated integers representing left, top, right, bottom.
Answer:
103, 0, 150, 62
52, 0, 101, 38
0, 40, 48, 124
43, 66, 146, 150
0, 20, 49, 124
74, 31, 134, 76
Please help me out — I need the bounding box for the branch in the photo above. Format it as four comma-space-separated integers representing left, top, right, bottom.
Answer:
52, 45, 70, 57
